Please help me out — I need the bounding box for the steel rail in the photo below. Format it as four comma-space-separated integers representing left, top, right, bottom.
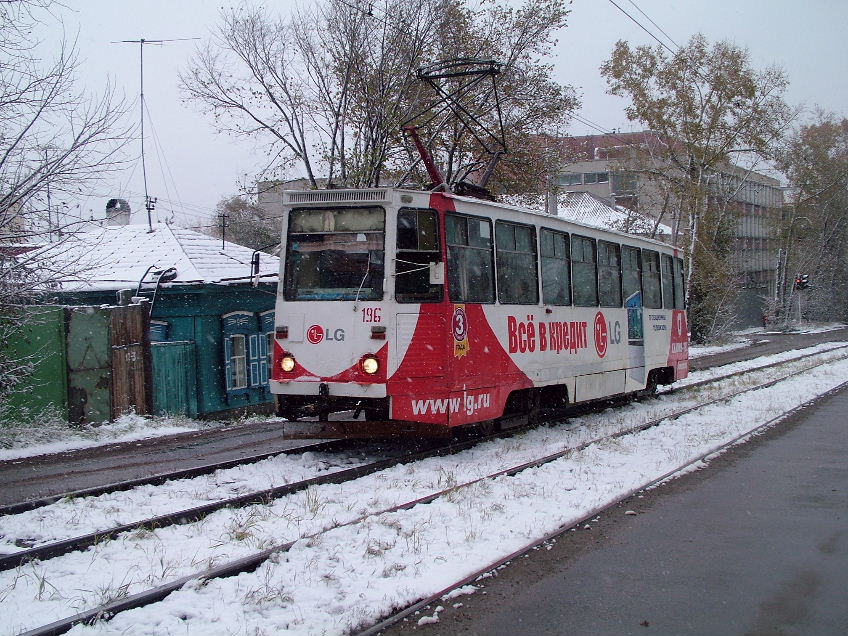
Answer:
665, 342, 848, 395
15, 350, 848, 636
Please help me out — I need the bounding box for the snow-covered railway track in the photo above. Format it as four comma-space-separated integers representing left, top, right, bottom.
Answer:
4, 346, 848, 636
669, 341, 848, 394
4, 341, 843, 574
0, 439, 352, 517
0, 436, 486, 571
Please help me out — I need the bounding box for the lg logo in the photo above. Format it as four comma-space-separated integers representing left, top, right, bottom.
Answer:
306, 324, 345, 344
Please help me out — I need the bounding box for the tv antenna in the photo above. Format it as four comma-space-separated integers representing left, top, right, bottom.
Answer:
114, 37, 199, 230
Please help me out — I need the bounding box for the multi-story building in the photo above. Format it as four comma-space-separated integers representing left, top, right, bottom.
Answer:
554, 132, 784, 327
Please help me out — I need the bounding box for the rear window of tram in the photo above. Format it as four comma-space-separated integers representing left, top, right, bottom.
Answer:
661, 255, 676, 309
674, 257, 685, 309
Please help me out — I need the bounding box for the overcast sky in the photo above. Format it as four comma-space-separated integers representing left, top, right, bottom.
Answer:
50, 0, 848, 228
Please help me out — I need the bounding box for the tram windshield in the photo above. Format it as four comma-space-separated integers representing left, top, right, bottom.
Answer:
284, 207, 385, 301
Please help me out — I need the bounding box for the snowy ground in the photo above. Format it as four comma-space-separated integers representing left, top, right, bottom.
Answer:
0, 342, 846, 636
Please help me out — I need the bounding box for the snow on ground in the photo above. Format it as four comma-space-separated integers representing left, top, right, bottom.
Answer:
1, 346, 847, 636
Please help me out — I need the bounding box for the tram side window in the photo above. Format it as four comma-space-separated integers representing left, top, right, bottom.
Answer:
540, 228, 571, 305
642, 249, 662, 308
571, 235, 598, 306
621, 246, 642, 305
496, 221, 538, 304
395, 208, 443, 303
446, 214, 495, 304
673, 257, 686, 309
661, 254, 676, 309
598, 240, 622, 307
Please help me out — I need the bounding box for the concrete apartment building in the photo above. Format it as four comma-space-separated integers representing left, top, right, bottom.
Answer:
554, 132, 784, 326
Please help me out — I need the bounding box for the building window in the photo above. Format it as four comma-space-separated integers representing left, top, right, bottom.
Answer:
557, 172, 583, 186
611, 171, 637, 195
259, 310, 274, 386
584, 172, 609, 184
229, 334, 249, 390
222, 310, 271, 399
149, 320, 170, 342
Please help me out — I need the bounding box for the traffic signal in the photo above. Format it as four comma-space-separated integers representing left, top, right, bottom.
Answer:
794, 274, 810, 290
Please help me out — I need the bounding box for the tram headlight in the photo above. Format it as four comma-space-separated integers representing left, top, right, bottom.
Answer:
280, 354, 296, 373
360, 355, 379, 375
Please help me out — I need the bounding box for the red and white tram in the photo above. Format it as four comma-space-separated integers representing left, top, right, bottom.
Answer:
269, 187, 689, 437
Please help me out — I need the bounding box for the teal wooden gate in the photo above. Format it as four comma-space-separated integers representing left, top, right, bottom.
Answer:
151, 341, 198, 417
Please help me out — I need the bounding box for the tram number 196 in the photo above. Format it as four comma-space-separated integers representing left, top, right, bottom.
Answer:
362, 307, 382, 323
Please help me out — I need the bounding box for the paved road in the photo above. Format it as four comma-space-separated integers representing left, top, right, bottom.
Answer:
689, 326, 848, 370
383, 378, 848, 636
0, 421, 311, 506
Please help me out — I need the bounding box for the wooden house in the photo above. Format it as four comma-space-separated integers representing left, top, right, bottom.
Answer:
45, 222, 280, 419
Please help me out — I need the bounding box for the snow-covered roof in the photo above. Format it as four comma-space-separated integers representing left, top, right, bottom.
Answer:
501, 191, 672, 239
555, 191, 672, 238
40, 223, 280, 292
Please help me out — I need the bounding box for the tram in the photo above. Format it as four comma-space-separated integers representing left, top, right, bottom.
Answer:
269, 187, 689, 437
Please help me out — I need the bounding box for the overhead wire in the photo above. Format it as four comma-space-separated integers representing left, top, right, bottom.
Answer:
606, 0, 677, 55
565, 0, 683, 146
625, 0, 679, 49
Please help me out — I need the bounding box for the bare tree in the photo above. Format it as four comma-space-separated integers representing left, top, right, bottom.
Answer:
181, 0, 576, 191
0, 0, 131, 409
600, 34, 796, 342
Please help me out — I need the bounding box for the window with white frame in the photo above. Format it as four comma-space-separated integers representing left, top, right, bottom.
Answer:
229, 334, 248, 390
259, 310, 274, 386
223, 310, 259, 398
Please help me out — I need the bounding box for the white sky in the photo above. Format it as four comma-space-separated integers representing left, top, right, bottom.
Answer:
47, 0, 848, 228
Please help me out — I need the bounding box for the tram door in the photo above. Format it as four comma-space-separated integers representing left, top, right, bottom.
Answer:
622, 246, 646, 387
